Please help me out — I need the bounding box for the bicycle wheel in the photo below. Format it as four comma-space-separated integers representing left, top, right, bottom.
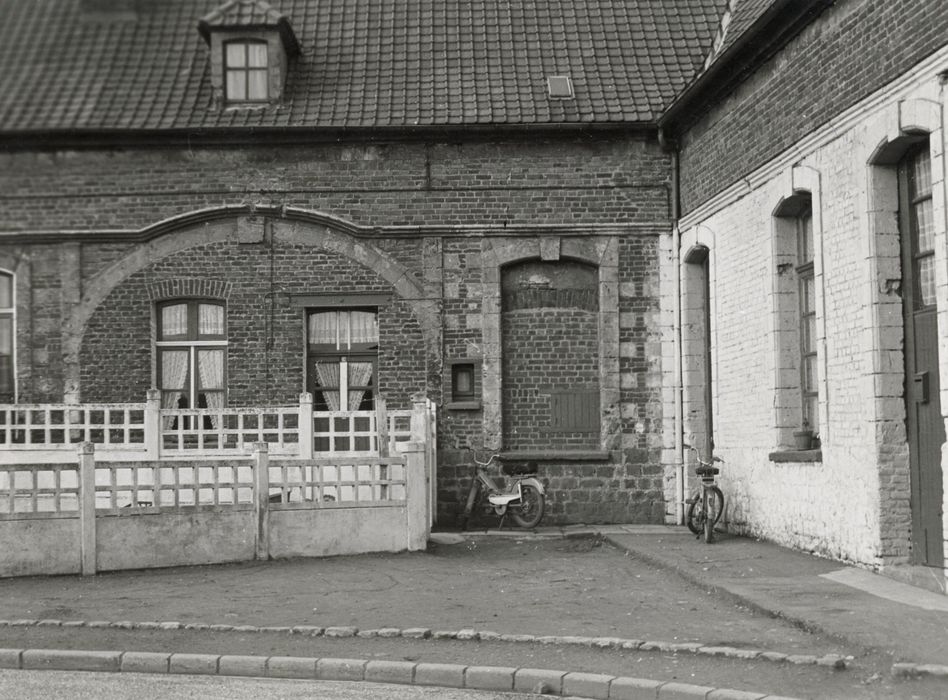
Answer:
703, 487, 724, 543
685, 496, 702, 535
458, 480, 480, 531
509, 484, 544, 528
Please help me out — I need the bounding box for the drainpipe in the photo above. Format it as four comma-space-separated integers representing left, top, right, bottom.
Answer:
660, 128, 685, 525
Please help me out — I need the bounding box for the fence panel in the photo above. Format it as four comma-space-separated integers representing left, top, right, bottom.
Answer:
94, 461, 254, 514
0, 405, 146, 450
159, 407, 300, 456
0, 464, 80, 519
268, 457, 407, 508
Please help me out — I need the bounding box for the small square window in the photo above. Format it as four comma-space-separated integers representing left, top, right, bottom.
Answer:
447, 359, 481, 410
547, 75, 574, 98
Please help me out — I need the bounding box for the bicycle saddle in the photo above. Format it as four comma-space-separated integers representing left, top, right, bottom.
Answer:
695, 465, 719, 476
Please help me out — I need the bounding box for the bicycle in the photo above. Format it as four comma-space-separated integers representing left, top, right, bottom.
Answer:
684, 444, 724, 543
458, 452, 546, 530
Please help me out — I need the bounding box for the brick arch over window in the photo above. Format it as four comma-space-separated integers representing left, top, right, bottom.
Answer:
63, 209, 430, 401
147, 279, 233, 302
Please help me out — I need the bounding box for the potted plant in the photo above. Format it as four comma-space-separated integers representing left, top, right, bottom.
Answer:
793, 420, 814, 450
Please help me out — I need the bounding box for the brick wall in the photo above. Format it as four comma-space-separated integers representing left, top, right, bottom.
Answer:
1, 132, 671, 526
678, 0, 948, 214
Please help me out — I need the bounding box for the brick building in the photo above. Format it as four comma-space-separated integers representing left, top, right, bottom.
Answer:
662, 0, 948, 592
0, 0, 720, 526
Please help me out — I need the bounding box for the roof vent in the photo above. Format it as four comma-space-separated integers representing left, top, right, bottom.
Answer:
547, 75, 574, 99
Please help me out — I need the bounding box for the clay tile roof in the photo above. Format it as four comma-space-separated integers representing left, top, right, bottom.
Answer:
0, 0, 724, 134
198, 0, 299, 54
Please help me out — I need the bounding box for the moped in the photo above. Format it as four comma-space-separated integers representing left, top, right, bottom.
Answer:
458, 452, 545, 529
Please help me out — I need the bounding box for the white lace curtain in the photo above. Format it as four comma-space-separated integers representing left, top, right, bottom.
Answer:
314, 361, 341, 410
161, 304, 188, 338
197, 349, 224, 428
308, 311, 378, 349
348, 361, 373, 410
160, 350, 189, 429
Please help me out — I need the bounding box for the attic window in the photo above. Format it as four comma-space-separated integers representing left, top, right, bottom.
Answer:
225, 40, 269, 102
547, 75, 574, 98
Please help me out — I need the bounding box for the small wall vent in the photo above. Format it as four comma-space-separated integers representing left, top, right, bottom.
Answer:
547, 75, 574, 98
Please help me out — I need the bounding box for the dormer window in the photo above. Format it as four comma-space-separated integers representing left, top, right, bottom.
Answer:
225, 40, 269, 103
198, 0, 300, 109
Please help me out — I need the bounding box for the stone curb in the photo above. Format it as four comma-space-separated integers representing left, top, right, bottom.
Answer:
0, 617, 848, 670
0, 647, 803, 700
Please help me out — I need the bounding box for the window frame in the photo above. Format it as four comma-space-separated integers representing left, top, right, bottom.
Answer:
155, 299, 228, 414
795, 206, 819, 431
0, 270, 15, 403
223, 39, 270, 104
306, 308, 379, 412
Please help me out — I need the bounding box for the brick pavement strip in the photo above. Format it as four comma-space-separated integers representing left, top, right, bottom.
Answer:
465, 664, 516, 691
609, 676, 663, 700
659, 681, 718, 699
316, 657, 366, 681
706, 688, 767, 699
365, 659, 416, 685
219, 654, 268, 677
169, 653, 220, 675
266, 655, 317, 679
513, 667, 565, 694
0, 649, 22, 669
563, 671, 615, 699
121, 651, 170, 674
21, 649, 121, 672
413, 662, 466, 688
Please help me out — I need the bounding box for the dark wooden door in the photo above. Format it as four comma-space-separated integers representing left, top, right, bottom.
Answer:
901, 145, 945, 568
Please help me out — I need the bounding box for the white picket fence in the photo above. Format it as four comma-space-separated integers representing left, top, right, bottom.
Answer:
0, 391, 426, 463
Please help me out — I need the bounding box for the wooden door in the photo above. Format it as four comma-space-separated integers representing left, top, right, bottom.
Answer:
900, 144, 945, 568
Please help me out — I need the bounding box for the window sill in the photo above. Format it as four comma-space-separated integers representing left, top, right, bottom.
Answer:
499, 450, 610, 463
446, 400, 481, 411
768, 449, 822, 463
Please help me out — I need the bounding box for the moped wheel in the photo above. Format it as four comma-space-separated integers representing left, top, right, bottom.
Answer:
458, 481, 480, 531
509, 484, 544, 528
707, 486, 724, 528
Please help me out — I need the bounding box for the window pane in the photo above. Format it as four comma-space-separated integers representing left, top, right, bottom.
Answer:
247, 43, 268, 67
226, 69, 245, 101
917, 254, 937, 307
247, 69, 268, 100
798, 212, 813, 263
198, 303, 224, 336
160, 350, 190, 391
161, 304, 188, 339
805, 396, 819, 431
803, 315, 816, 352
0, 274, 11, 309
801, 276, 815, 313
0, 316, 11, 355
349, 311, 378, 346
803, 355, 817, 392
312, 361, 341, 410
308, 312, 338, 347
226, 42, 246, 67
197, 349, 225, 390
0, 317, 12, 399
915, 198, 934, 252
912, 148, 932, 197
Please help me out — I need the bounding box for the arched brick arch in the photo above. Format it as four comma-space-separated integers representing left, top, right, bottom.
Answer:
62, 210, 431, 400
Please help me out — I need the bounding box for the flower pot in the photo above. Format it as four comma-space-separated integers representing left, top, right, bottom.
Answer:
792, 430, 813, 450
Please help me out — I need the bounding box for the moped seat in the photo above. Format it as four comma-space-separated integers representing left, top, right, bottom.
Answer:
695, 465, 719, 477
488, 492, 521, 506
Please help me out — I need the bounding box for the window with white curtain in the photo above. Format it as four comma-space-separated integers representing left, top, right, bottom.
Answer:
307, 309, 378, 411
0, 271, 14, 403
156, 300, 227, 420
224, 40, 269, 103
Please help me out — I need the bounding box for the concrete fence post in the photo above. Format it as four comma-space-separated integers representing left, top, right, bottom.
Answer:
78, 442, 97, 576
253, 442, 270, 561
144, 389, 162, 459
298, 392, 313, 460
397, 441, 429, 551
376, 396, 389, 457
409, 398, 434, 524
